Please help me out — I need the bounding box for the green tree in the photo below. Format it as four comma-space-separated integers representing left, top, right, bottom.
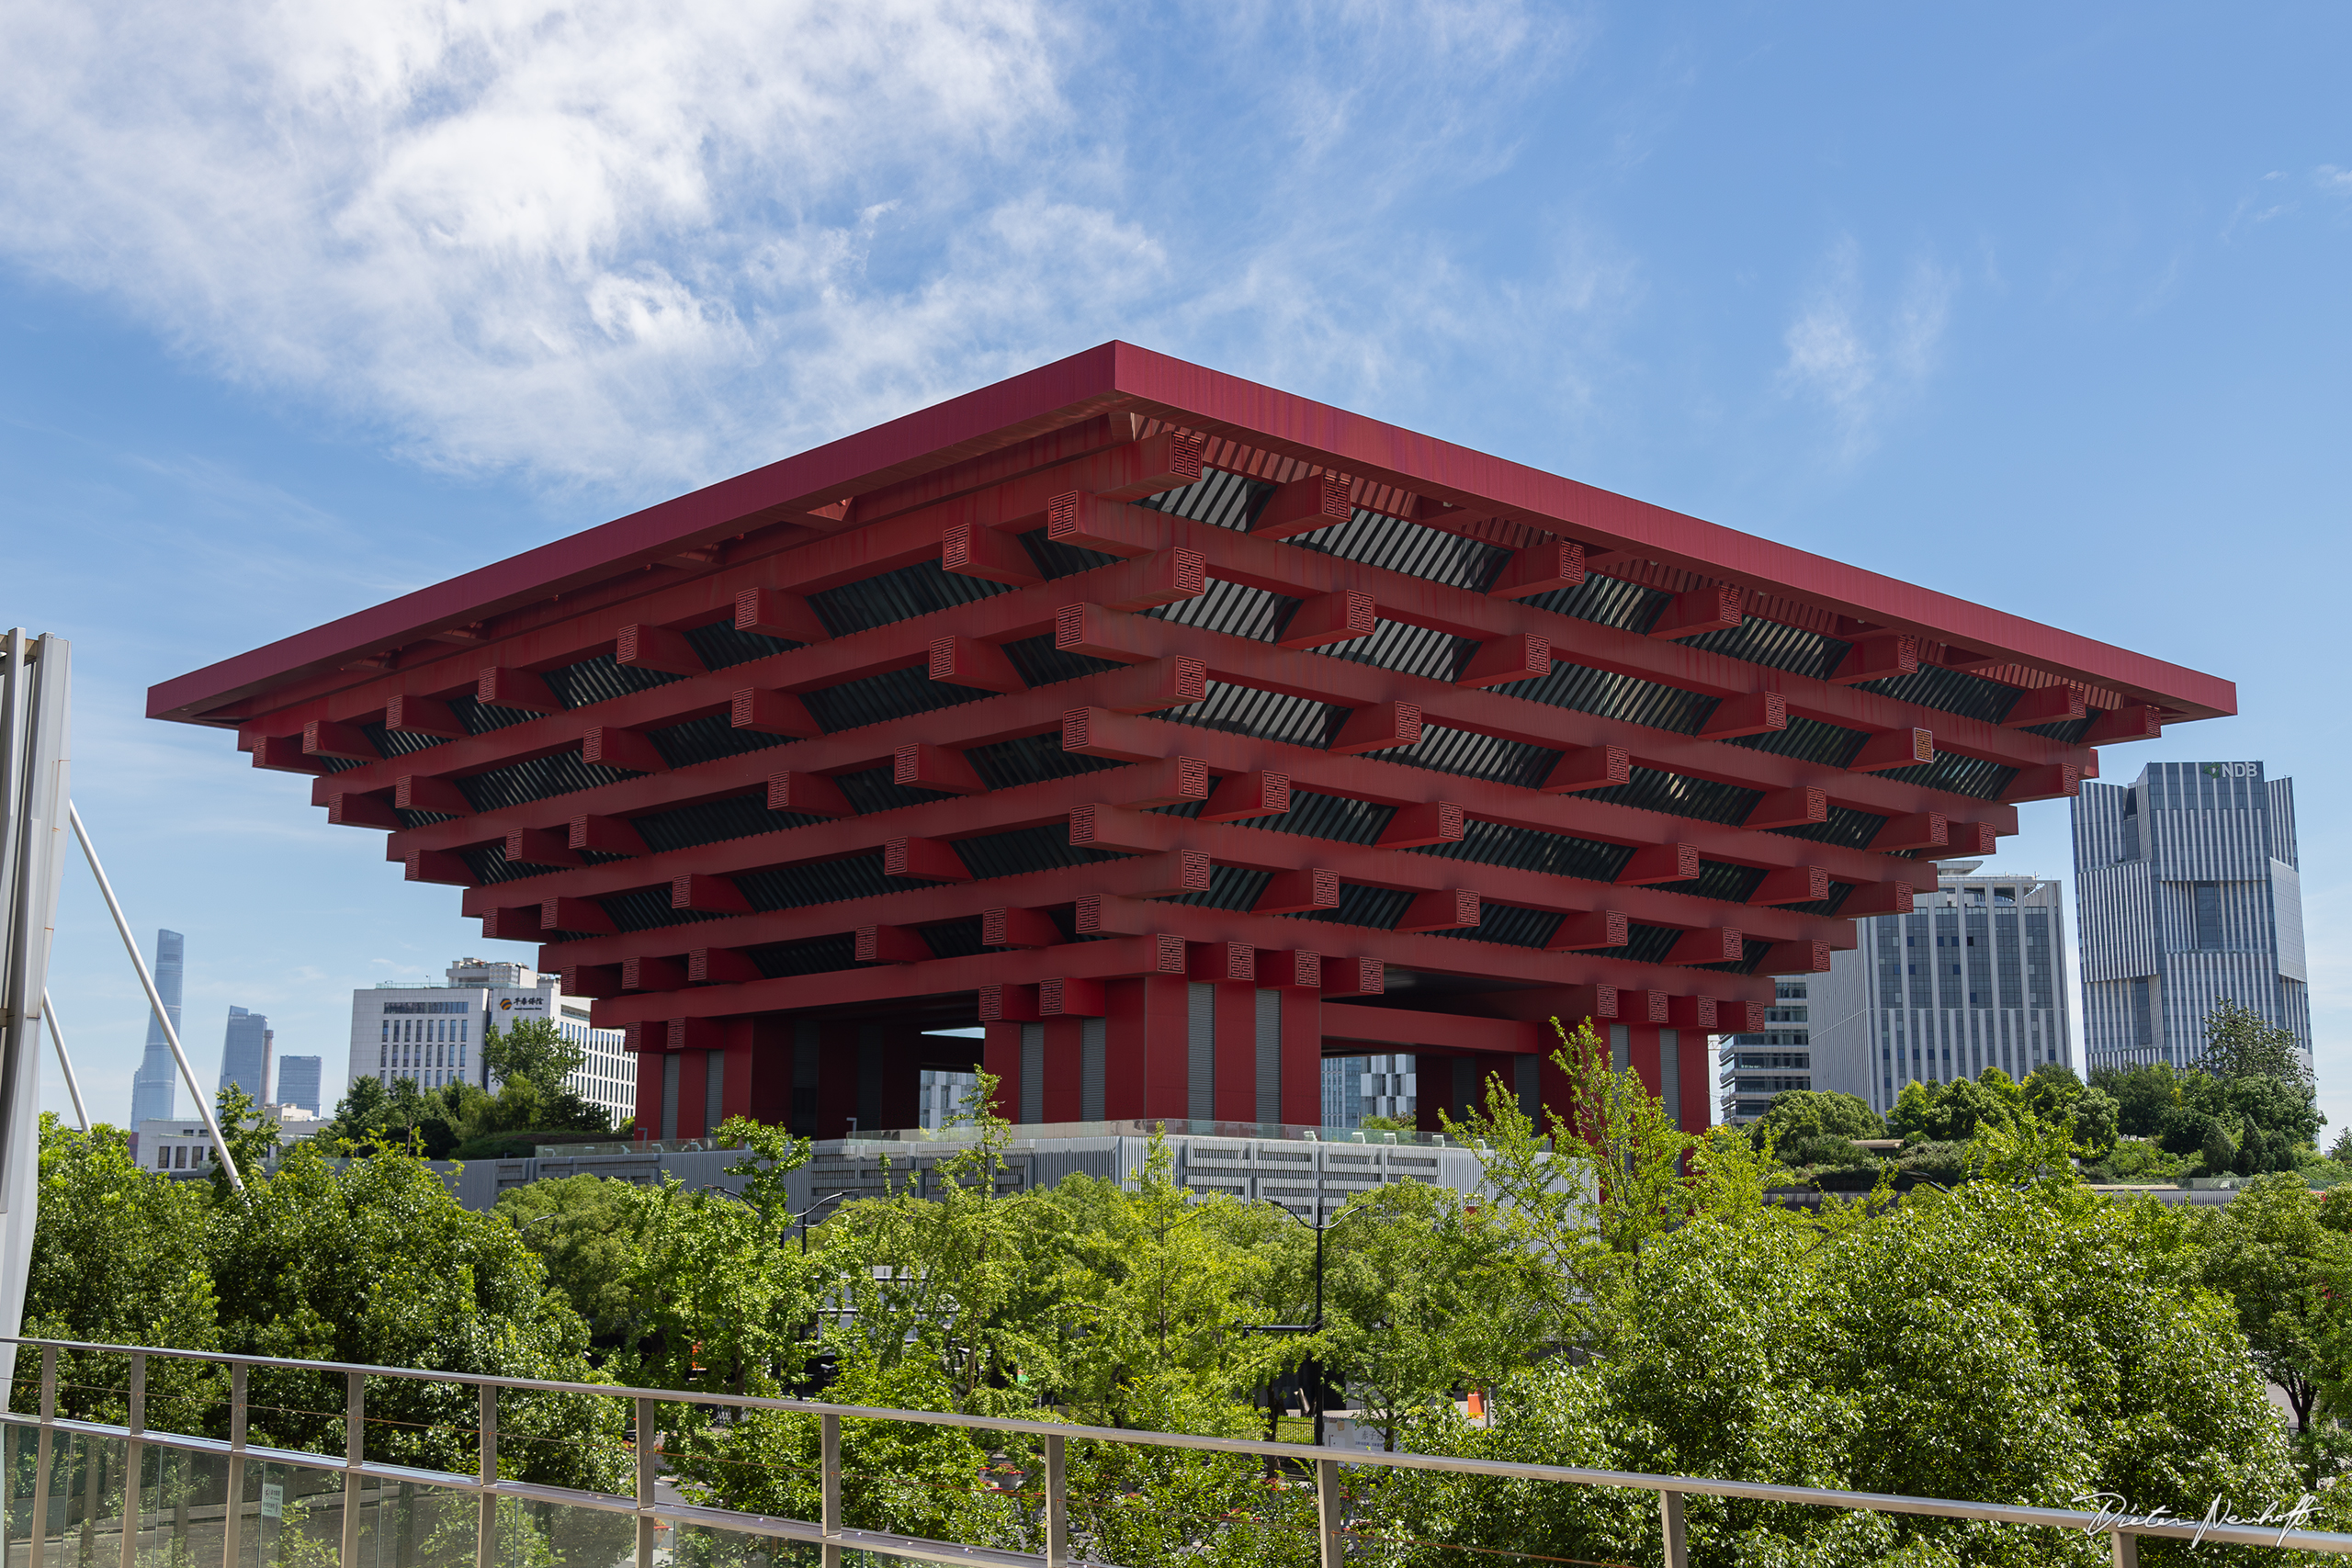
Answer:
11, 1116, 220, 1422
1747, 1089, 1883, 1150
209, 1082, 283, 1194
2185, 1173, 2346, 1445
483, 1014, 586, 1091
2094, 1062, 2181, 1138
1374, 1113, 2298, 1567
494, 1174, 658, 1347
207, 1137, 626, 1489
2197, 997, 2311, 1087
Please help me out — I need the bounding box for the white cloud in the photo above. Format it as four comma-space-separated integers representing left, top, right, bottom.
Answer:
1777, 238, 1954, 460
0, 0, 1106, 492
0, 0, 1613, 503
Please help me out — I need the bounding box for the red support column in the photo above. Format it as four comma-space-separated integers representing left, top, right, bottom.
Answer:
674, 1049, 710, 1140
1624, 1026, 1665, 1101
1677, 1030, 1713, 1134
634, 1049, 665, 1138
1281, 989, 1322, 1126
1041, 1016, 1087, 1122
983, 1021, 1023, 1120
1104, 975, 1190, 1122
876, 1023, 922, 1133
818, 1020, 860, 1139
1215, 983, 1259, 1123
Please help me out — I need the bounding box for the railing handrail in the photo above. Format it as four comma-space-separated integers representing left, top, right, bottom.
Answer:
6, 1335, 2346, 1558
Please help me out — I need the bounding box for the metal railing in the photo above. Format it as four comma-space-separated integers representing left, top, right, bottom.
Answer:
3, 1336, 2346, 1568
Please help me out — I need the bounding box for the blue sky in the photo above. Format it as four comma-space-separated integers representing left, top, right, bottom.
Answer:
5, 3, 2346, 1129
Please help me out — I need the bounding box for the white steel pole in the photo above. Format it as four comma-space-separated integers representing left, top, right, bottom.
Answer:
66, 803, 242, 1190
38, 991, 87, 1132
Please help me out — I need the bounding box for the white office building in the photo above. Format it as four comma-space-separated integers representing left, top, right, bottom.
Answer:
1742, 864, 2074, 1121
347, 958, 632, 1127
2073, 761, 2310, 1076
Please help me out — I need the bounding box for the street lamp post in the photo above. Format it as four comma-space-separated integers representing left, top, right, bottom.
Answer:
1255, 1200, 1373, 1448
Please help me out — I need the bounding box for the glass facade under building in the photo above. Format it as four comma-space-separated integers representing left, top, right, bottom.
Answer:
1743, 867, 2075, 1120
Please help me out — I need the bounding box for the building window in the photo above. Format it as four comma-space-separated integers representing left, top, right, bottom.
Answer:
2194, 883, 2222, 949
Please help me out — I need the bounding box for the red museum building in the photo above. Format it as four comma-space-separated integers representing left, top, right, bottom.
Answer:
150, 344, 2233, 1141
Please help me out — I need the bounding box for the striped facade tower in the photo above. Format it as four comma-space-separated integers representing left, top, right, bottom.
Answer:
2072, 761, 2309, 1075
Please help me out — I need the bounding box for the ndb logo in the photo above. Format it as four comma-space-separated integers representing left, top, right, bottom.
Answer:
2201, 762, 2258, 779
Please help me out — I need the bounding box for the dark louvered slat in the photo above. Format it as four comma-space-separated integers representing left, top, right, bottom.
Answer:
1511, 660, 1719, 735
1382, 723, 1557, 789
807, 559, 1010, 637
1411, 819, 1633, 883
1428, 903, 1562, 950
1523, 575, 1671, 632
750, 934, 862, 978
1161, 682, 1345, 749
1017, 528, 1124, 580
1320, 620, 1475, 682
1857, 666, 2024, 725
921, 919, 989, 959
1572, 767, 1762, 826
964, 734, 1126, 790
1769, 807, 1890, 851
1873, 753, 2018, 801
1160, 865, 1272, 911
1288, 885, 1415, 931
542, 656, 683, 710
1220, 789, 1397, 845
801, 665, 992, 734
1677, 618, 1851, 682
683, 622, 801, 671
647, 713, 794, 768
735, 854, 920, 912
1725, 715, 1869, 767
1133, 468, 1274, 530
1285, 509, 1512, 591
833, 767, 939, 815
362, 723, 447, 759
1144, 578, 1298, 641
457, 751, 639, 813
632, 795, 823, 854
952, 824, 1125, 880
1001, 635, 1125, 687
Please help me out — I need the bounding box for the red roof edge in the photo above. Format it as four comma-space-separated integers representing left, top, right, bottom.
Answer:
148, 339, 2234, 726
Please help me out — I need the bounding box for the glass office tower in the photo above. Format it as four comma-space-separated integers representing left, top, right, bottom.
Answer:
129, 929, 184, 1123
2073, 761, 2309, 1076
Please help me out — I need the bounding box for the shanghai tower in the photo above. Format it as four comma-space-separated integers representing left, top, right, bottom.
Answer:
129, 930, 182, 1123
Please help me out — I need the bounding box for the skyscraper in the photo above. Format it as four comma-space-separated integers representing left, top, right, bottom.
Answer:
129, 930, 183, 1123
217, 1007, 272, 1103
1782, 865, 2073, 1120
274, 1056, 322, 1114
2073, 761, 2309, 1076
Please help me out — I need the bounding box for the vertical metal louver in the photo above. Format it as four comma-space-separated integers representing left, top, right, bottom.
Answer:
1081, 1017, 1107, 1121
1186, 983, 1216, 1120
1291, 885, 1415, 931
1429, 903, 1563, 950
1021, 1024, 1046, 1123
831, 766, 941, 815
731, 853, 923, 912
456, 751, 639, 813
1769, 807, 1889, 851
1225, 790, 1395, 844
1573, 767, 1763, 826
1254, 989, 1282, 1124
